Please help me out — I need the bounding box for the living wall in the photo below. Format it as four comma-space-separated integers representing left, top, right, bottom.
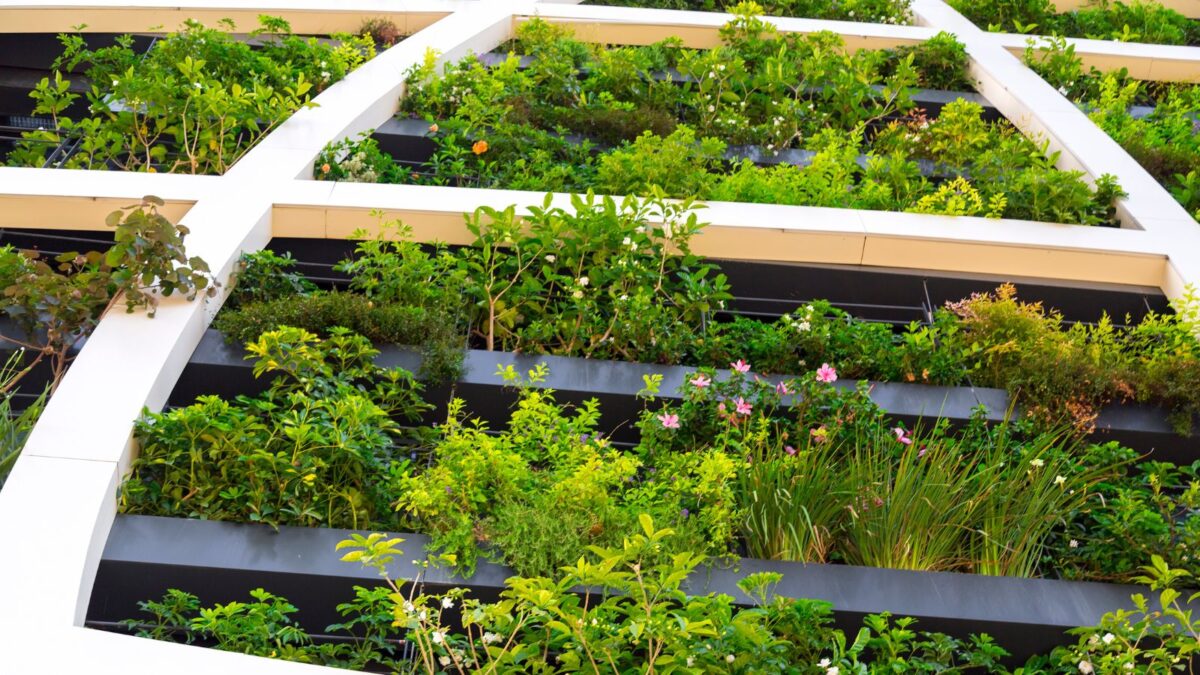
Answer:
950, 0, 1200, 45
6, 17, 377, 174
1023, 38, 1200, 224
118, 525, 1200, 673
317, 5, 1124, 226
214, 196, 1200, 436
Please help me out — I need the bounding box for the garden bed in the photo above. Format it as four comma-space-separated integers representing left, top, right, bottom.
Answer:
85, 513, 1170, 665
170, 325, 1197, 461
318, 11, 1125, 227
0, 19, 383, 172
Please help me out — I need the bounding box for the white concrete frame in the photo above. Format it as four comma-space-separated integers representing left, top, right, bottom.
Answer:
0, 1, 1196, 671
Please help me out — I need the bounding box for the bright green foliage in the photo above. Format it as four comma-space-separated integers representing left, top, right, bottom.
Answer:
588, 0, 913, 24
1023, 39, 1200, 226
225, 250, 316, 310
122, 327, 430, 530
0, 197, 215, 393
393, 367, 734, 577
1054, 444, 1200, 584
0, 351, 46, 489
319, 7, 1120, 225
8, 17, 377, 174
951, 0, 1200, 45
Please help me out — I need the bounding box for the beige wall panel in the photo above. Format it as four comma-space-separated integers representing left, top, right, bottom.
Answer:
862, 236, 1165, 286
0, 9, 448, 34
0, 195, 192, 230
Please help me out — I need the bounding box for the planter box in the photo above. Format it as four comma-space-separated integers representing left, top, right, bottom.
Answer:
170, 327, 1198, 462
87, 514, 1173, 665
374, 115, 960, 181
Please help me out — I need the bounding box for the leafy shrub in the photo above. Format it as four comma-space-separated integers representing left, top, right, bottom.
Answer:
122, 327, 430, 530
951, 0, 1200, 45
348, 7, 1122, 225
8, 17, 376, 174
226, 250, 316, 310
0, 197, 215, 393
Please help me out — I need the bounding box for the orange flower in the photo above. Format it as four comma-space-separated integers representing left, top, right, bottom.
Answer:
472, 140, 489, 155
428, 123, 439, 133
321, 163, 331, 174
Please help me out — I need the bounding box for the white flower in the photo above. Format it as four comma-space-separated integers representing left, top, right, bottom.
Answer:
1030, 458, 1045, 468
1078, 661, 1094, 674
442, 597, 454, 609
320, 60, 327, 67
827, 668, 840, 675
686, 657, 694, 666
1070, 539, 1079, 548
620, 294, 628, 301
482, 632, 500, 644
818, 659, 831, 667
573, 290, 583, 299
725, 654, 735, 663
418, 610, 427, 621
402, 601, 415, 614
1059, 86, 1070, 95
1102, 633, 1115, 644
545, 254, 556, 263
623, 236, 632, 246
718, 64, 726, 71
1055, 475, 1067, 486
321, 71, 330, 79
707, 104, 715, 112
797, 320, 811, 332
578, 276, 589, 287
1124, 663, 1134, 671
439, 656, 451, 667
193, 82, 202, 89
112, 80, 120, 87
432, 630, 445, 645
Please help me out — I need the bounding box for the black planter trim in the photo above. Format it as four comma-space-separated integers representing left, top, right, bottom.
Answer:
170, 327, 1197, 462
373, 115, 960, 181
87, 514, 1176, 665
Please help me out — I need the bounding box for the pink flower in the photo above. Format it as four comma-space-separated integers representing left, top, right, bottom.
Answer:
918, 446, 928, 458
734, 397, 752, 415
810, 425, 828, 443
717, 402, 726, 413
893, 427, 913, 445
731, 360, 751, 373
784, 445, 797, 455
815, 363, 837, 383
657, 413, 680, 429
775, 381, 790, 396
690, 374, 711, 388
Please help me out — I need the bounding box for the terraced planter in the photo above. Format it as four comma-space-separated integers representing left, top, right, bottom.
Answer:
171, 325, 1197, 462
87, 513, 1183, 665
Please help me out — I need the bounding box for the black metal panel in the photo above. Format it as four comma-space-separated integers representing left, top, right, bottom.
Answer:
87, 514, 1177, 666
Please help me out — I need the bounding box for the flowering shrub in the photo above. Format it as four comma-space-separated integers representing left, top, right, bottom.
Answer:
7, 17, 377, 174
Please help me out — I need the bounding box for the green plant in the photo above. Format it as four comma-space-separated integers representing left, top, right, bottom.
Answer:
122, 327, 429, 530
226, 250, 316, 310
0, 351, 47, 489
0, 196, 215, 393
355, 9, 1122, 225
9, 17, 375, 174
